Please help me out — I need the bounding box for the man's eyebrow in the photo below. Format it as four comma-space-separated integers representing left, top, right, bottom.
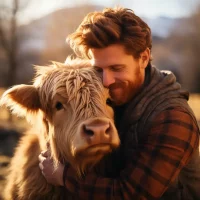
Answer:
109, 64, 126, 67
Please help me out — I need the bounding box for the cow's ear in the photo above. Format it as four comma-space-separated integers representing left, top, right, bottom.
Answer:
0, 84, 41, 117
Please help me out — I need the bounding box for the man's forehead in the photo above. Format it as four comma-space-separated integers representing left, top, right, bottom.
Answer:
90, 57, 116, 68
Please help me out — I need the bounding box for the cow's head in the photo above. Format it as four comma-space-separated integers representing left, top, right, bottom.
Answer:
0, 58, 120, 175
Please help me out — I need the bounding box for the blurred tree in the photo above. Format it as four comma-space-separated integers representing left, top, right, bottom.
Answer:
0, 0, 30, 87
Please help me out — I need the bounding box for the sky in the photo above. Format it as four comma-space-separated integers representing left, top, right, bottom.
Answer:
16, 0, 200, 25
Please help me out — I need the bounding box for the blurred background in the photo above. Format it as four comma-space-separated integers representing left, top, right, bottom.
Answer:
0, 0, 200, 195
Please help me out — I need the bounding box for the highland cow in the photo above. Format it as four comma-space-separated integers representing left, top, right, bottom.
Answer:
0, 58, 120, 200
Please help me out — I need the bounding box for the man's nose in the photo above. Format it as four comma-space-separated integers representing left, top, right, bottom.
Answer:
102, 72, 115, 87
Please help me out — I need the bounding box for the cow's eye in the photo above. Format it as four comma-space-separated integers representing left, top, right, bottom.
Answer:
55, 102, 63, 110
106, 98, 113, 107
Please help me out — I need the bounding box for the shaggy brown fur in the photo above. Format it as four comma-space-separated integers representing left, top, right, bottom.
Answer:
0, 58, 120, 200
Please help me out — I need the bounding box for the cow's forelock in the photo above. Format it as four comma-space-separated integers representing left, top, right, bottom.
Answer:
64, 68, 110, 119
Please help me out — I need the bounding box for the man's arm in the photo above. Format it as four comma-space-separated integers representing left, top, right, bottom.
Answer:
63, 109, 199, 199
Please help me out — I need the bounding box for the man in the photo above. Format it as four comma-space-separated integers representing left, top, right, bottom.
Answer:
39, 7, 200, 199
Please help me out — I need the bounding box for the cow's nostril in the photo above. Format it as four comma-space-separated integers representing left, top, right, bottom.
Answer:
105, 123, 111, 135
83, 125, 94, 136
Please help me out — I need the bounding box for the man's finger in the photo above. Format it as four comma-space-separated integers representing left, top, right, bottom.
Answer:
40, 149, 50, 158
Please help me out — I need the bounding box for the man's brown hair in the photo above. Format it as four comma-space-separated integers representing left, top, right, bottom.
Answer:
67, 7, 152, 60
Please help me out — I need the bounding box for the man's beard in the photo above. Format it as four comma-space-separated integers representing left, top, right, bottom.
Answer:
108, 75, 143, 105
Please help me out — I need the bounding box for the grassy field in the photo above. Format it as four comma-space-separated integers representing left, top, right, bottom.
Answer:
0, 88, 199, 197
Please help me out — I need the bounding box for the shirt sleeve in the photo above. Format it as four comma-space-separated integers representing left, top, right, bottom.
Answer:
64, 108, 199, 200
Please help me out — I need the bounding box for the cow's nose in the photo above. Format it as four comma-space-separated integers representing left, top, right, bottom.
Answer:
81, 119, 113, 144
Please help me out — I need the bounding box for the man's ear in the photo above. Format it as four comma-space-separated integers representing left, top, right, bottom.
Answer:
139, 48, 151, 69
0, 84, 41, 117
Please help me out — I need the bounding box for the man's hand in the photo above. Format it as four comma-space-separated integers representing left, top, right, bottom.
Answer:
38, 149, 64, 186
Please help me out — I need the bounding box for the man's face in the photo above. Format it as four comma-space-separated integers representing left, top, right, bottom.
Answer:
89, 44, 150, 105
